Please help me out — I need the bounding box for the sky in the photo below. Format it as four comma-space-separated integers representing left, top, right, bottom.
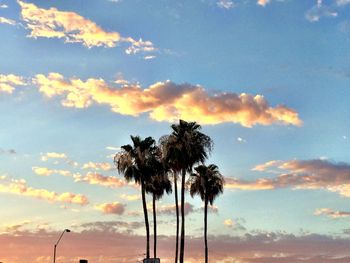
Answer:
0, 0, 350, 262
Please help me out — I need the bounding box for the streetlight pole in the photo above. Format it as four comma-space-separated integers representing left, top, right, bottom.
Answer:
53, 229, 71, 263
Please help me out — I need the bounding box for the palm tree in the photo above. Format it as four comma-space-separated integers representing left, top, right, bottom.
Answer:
160, 120, 213, 263
145, 161, 172, 259
114, 135, 156, 259
190, 164, 224, 263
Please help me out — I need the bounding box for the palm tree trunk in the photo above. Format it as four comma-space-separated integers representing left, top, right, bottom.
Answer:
141, 179, 150, 259
174, 173, 179, 263
179, 169, 186, 263
153, 193, 157, 259
204, 197, 208, 263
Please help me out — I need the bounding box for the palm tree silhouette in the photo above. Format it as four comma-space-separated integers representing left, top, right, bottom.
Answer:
190, 164, 224, 263
114, 135, 157, 259
145, 156, 172, 259
161, 120, 213, 263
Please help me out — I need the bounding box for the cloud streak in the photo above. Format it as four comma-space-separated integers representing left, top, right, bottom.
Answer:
0, 176, 88, 205
33, 73, 302, 127
74, 172, 127, 188
314, 208, 350, 219
18, 1, 156, 55
226, 159, 350, 197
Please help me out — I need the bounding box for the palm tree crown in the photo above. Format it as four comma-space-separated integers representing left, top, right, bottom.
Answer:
190, 164, 224, 205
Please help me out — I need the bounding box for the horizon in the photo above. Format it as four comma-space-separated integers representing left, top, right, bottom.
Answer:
1, 0, 350, 262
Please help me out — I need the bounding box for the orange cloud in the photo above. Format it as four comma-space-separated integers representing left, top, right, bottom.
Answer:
223, 218, 234, 227
0, 74, 26, 93
41, 152, 67, 161
34, 73, 302, 127
0, 176, 88, 205
227, 159, 350, 197
257, 0, 271, 6
95, 202, 126, 215
74, 172, 127, 188
120, 194, 140, 201
314, 208, 350, 219
82, 161, 112, 171
18, 1, 155, 55
32, 166, 71, 177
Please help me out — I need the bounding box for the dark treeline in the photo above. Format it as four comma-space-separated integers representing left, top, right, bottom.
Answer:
114, 119, 224, 263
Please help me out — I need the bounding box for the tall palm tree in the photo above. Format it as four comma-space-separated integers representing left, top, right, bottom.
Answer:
114, 135, 156, 259
145, 160, 172, 259
160, 120, 213, 263
190, 164, 224, 263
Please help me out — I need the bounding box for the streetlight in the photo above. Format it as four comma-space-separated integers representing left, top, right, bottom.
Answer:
53, 229, 71, 263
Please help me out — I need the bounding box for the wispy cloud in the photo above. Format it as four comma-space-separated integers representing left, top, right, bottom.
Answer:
0, 16, 16, 26
0, 4, 8, 8
0, 176, 88, 205
120, 194, 140, 201
74, 172, 127, 188
41, 152, 67, 161
305, 0, 338, 22
32, 166, 71, 177
0, 74, 26, 94
17, 1, 156, 56
95, 202, 126, 215
226, 159, 350, 197
217, 0, 235, 9
0, 148, 16, 155
336, 0, 350, 6
82, 161, 113, 171
33, 73, 302, 127
314, 208, 350, 219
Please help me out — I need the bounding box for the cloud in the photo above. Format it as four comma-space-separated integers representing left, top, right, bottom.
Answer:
33, 73, 302, 127
41, 152, 67, 161
0, 176, 88, 205
95, 202, 126, 215
0, 148, 16, 155
226, 159, 350, 197
224, 218, 234, 227
336, 0, 350, 6
120, 194, 140, 201
80, 220, 144, 232
217, 0, 235, 9
0, 74, 26, 94
0, 16, 16, 26
105, 146, 121, 151
32, 166, 71, 177
0, 4, 8, 8
17, 1, 156, 55
257, 0, 271, 7
305, 1, 338, 22
2, 229, 350, 263
82, 161, 113, 171
237, 137, 247, 143
3, 220, 31, 233
252, 160, 282, 171
157, 202, 194, 216
314, 208, 350, 219
74, 172, 127, 188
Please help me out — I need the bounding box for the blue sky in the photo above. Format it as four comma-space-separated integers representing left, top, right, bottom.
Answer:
1, 0, 350, 262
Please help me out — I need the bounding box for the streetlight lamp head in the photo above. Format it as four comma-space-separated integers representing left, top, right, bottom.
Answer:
65, 229, 71, 232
